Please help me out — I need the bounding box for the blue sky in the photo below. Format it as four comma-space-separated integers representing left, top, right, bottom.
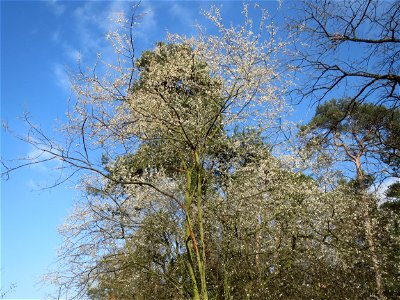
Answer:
1, 1, 285, 298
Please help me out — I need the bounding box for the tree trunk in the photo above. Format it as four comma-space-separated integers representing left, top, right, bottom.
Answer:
362, 196, 386, 300
356, 160, 386, 300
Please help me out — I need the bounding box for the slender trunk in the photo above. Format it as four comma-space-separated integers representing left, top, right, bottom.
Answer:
184, 156, 209, 300
363, 205, 385, 300
195, 151, 208, 300
356, 161, 385, 300
186, 229, 201, 300
185, 168, 201, 300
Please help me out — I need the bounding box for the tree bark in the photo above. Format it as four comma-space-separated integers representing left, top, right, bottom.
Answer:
356, 159, 386, 300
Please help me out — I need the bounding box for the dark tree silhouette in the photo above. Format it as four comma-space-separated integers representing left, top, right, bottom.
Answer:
289, 0, 400, 108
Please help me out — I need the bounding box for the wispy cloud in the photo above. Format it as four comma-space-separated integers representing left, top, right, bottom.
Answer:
52, 64, 70, 92
65, 48, 81, 62
68, 2, 135, 63
25, 148, 53, 184
130, 2, 157, 47
49, 2, 128, 94
51, 31, 59, 44
169, 2, 195, 27
72, 2, 103, 53
25, 145, 64, 189
373, 177, 400, 203
46, 0, 65, 16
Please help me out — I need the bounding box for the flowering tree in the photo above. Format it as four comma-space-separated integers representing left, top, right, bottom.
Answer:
300, 98, 400, 299
3, 3, 399, 300
2, 4, 290, 299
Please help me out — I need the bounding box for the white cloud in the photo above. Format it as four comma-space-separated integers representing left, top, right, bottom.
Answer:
25, 145, 65, 189
371, 177, 400, 204
68, 2, 132, 64
72, 2, 107, 57
124, 1, 158, 47
27, 147, 52, 159
65, 48, 82, 62
106, 1, 133, 30
52, 64, 70, 92
51, 2, 158, 87
24, 150, 53, 189
52, 31, 60, 44
46, 0, 65, 16
169, 2, 194, 27
27, 178, 41, 190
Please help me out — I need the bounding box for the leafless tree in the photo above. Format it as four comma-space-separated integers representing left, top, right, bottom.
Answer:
289, 0, 400, 108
